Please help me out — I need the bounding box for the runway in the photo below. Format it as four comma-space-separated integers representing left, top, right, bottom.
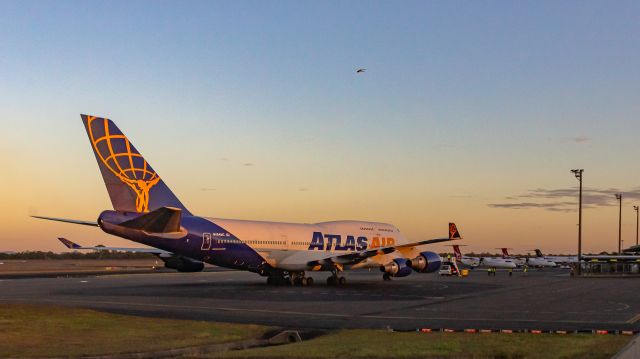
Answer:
2, 269, 639, 331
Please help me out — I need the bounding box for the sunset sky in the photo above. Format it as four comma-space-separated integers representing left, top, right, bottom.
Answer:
1, 1, 640, 254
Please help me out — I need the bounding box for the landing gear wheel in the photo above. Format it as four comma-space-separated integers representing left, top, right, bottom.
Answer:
306, 277, 314, 286
338, 276, 346, 286
383, 273, 391, 281
267, 277, 274, 285
300, 277, 308, 286
327, 276, 337, 286
293, 277, 302, 286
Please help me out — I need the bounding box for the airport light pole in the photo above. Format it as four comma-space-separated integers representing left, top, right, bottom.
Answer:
616, 194, 622, 254
634, 205, 639, 246
571, 169, 583, 274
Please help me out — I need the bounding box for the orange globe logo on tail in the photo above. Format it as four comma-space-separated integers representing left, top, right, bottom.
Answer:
86, 116, 160, 212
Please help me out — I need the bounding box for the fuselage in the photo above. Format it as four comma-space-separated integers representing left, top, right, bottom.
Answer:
526, 257, 557, 267
458, 256, 480, 267
541, 256, 577, 264
480, 257, 517, 269
99, 210, 420, 274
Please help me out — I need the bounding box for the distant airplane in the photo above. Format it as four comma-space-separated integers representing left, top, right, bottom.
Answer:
533, 249, 577, 265
356, 68, 366, 73
624, 245, 640, 253
500, 248, 556, 268
451, 245, 516, 269
449, 245, 479, 267
34, 115, 462, 286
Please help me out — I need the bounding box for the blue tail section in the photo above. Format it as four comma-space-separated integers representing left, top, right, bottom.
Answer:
81, 115, 191, 215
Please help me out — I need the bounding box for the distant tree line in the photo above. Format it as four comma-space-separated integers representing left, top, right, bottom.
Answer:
0, 251, 156, 260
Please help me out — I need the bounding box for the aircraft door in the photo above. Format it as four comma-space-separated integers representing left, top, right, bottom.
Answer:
201, 233, 212, 250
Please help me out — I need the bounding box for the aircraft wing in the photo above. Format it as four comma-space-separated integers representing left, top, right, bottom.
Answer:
308, 222, 462, 266
58, 238, 172, 256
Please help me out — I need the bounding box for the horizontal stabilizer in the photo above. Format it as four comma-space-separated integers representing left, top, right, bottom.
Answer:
32, 216, 99, 227
120, 206, 182, 233
58, 238, 82, 249
56, 237, 172, 255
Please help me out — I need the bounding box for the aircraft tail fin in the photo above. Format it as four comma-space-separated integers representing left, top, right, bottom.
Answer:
449, 223, 462, 240
500, 247, 511, 258
534, 249, 544, 257
81, 115, 191, 215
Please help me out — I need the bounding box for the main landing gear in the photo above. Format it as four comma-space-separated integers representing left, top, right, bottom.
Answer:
382, 273, 392, 281
266, 271, 314, 286
291, 271, 314, 286
326, 267, 346, 286
326, 275, 346, 286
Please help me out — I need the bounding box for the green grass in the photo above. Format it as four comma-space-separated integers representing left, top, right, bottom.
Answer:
0, 304, 631, 359
214, 329, 631, 359
0, 304, 269, 358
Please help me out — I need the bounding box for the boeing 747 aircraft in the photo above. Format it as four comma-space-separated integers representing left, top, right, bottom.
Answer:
34, 115, 461, 286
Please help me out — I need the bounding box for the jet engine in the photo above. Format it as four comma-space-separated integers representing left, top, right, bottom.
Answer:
163, 256, 205, 272
407, 251, 441, 273
380, 258, 413, 277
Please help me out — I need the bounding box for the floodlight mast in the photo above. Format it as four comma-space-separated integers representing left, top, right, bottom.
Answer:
571, 169, 583, 274
616, 193, 622, 253
634, 205, 639, 246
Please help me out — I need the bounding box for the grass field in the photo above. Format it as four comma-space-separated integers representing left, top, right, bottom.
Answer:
213, 330, 631, 359
0, 304, 632, 359
0, 304, 268, 358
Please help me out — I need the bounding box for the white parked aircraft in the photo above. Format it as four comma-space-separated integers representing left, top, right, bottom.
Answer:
500, 248, 556, 268
534, 249, 577, 265
451, 245, 516, 269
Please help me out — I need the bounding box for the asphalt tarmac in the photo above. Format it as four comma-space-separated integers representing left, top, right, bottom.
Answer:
1, 268, 639, 332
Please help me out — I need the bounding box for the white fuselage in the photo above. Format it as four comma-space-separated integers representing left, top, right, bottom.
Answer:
205, 218, 425, 271
541, 256, 577, 264
479, 257, 517, 269
458, 256, 480, 267
526, 257, 557, 267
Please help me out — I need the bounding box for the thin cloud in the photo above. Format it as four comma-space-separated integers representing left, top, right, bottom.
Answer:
298, 187, 310, 192
200, 188, 216, 192
572, 136, 590, 143
489, 187, 640, 212
242, 162, 255, 167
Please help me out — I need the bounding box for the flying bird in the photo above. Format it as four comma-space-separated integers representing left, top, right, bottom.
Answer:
356, 68, 366, 73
